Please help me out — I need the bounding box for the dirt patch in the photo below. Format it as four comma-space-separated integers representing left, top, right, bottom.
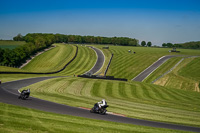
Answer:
195, 83, 200, 92
154, 75, 169, 86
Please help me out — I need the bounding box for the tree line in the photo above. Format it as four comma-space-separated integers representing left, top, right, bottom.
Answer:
1, 33, 139, 67
14, 33, 139, 46
162, 41, 200, 49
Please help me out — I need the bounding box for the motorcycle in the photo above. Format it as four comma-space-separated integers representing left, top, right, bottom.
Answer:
18, 89, 30, 100
90, 103, 109, 115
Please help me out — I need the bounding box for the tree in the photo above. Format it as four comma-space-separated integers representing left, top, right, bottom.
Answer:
13, 34, 24, 41
147, 41, 152, 47
166, 43, 173, 48
0, 48, 4, 63
141, 41, 146, 47
162, 43, 167, 47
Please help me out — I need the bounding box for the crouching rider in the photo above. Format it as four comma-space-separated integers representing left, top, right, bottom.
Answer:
98, 99, 107, 109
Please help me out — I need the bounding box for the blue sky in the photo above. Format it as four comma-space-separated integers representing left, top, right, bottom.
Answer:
0, 0, 200, 45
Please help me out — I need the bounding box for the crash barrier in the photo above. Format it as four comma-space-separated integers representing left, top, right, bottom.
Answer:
78, 75, 128, 81
104, 54, 113, 76
0, 46, 78, 74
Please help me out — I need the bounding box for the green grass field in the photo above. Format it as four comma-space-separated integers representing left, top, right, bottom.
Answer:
106, 46, 200, 80
0, 103, 188, 133
1, 44, 200, 132
0, 40, 26, 49
54, 45, 97, 76
22, 44, 97, 75
178, 57, 200, 81
22, 44, 76, 72
154, 57, 200, 92
21, 77, 200, 127
1, 44, 97, 76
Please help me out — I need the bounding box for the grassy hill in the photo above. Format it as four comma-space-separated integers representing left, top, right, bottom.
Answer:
105, 46, 200, 80
178, 57, 200, 81
153, 57, 200, 92
22, 77, 200, 127
22, 44, 76, 72
55, 45, 97, 76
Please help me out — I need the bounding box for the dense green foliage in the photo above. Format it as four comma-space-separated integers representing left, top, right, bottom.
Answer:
141, 41, 146, 46
147, 41, 152, 47
23, 77, 200, 127
21, 33, 139, 46
162, 41, 200, 49
0, 103, 186, 133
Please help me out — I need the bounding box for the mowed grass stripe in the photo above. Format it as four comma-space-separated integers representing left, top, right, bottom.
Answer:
178, 57, 200, 80
58, 45, 96, 75
22, 44, 76, 72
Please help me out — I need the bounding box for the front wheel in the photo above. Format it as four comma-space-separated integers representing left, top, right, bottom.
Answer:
99, 109, 106, 115
90, 108, 94, 113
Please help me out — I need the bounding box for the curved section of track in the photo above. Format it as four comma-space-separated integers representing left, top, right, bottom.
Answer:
0, 77, 200, 132
84, 46, 105, 75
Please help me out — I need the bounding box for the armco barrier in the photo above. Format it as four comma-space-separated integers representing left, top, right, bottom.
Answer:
78, 75, 127, 81
0, 46, 78, 75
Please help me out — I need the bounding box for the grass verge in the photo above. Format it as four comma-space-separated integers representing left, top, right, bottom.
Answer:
0, 102, 191, 133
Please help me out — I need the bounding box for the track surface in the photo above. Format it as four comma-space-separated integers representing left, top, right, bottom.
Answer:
0, 77, 200, 132
85, 46, 105, 75
132, 55, 175, 81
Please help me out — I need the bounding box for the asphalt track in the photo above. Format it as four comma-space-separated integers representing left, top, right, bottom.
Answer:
132, 55, 175, 81
0, 77, 200, 132
84, 46, 105, 75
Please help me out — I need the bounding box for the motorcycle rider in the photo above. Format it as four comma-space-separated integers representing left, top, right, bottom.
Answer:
19, 88, 30, 99
22, 88, 30, 94
98, 99, 107, 109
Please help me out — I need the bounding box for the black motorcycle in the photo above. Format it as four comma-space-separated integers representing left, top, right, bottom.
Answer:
18, 89, 30, 100
90, 103, 109, 115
